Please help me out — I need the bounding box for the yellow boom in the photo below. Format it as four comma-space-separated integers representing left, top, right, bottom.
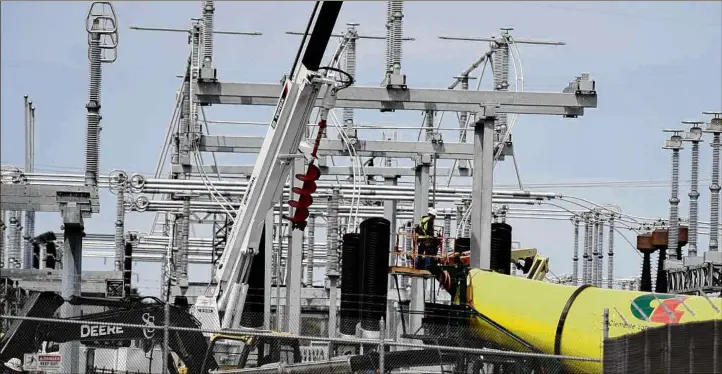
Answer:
466, 269, 722, 373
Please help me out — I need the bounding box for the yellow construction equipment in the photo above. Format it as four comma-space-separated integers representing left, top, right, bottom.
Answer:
510, 248, 549, 281
466, 269, 722, 373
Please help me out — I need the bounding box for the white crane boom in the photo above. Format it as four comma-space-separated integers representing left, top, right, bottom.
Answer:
191, 1, 345, 331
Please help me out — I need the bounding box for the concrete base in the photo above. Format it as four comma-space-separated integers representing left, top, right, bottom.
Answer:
704, 251, 722, 264
683, 255, 704, 266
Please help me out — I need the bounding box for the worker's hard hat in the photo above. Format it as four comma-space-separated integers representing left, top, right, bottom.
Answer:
4, 358, 23, 372
428, 207, 438, 216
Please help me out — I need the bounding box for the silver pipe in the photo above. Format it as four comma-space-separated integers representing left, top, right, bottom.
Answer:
15, 174, 561, 199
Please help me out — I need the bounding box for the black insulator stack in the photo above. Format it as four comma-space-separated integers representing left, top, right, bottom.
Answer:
358, 217, 391, 331
490, 223, 513, 275
640, 252, 653, 292
241, 228, 266, 328
340, 233, 361, 335
453, 237, 471, 254
655, 246, 668, 294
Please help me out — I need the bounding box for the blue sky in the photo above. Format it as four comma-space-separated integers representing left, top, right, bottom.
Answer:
1, 1, 721, 295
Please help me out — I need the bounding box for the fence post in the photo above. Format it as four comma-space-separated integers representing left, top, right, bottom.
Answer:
714, 320, 720, 374
380, 317, 386, 374
643, 327, 650, 374
602, 308, 609, 374
689, 336, 695, 374
665, 323, 672, 374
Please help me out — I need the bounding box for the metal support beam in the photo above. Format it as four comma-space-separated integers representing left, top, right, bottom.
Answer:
384, 176, 398, 341
0, 269, 122, 293
59, 203, 84, 374
0, 184, 98, 215
193, 81, 597, 115
199, 136, 475, 159
326, 188, 341, 338
263, 209, 273, 330
470, 107, 495, 270
284, 158, 304, 334
410, 155, 430, 336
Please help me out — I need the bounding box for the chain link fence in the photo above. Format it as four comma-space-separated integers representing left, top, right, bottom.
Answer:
0, 293, 599, 374
603, 319, 721, 374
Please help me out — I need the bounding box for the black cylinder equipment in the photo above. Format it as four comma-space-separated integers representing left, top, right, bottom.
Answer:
490, 223, 513, 275
340, 233, 361, 335
358, 217, 391, 331
453, 237, 471, 254
241, 228, 266, 328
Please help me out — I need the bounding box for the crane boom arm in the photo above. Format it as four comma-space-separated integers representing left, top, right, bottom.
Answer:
212, 1, 344, 313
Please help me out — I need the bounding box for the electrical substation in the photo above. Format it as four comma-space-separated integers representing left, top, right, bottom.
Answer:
1, 1, 721, 374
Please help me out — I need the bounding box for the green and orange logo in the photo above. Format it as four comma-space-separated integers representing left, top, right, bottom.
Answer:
630, 294, 688, 324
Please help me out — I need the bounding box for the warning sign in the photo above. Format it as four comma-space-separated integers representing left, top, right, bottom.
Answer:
23, 353, 61, 372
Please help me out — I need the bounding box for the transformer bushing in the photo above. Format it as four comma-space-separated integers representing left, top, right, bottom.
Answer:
591, 213, 599, 286
343, 23, 358, 130
683, 121, 704, 257
83, 2, 118, 188
492, 29, 511, 160
382, 0, 406, 88
607, 214, 615, 289
443, 213, 452, 252
571, 215, 580, 285
109, 170, 129, 271
596, 214, 604, 287
704, 111, 722, 253
663, 129, 684, 259
582, 213, 591, 284
199, 0, 217, 81
8, 213, 22, 268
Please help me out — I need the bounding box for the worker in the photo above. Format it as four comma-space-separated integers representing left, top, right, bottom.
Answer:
415, 207, 439, 270
2, 358, 23, 374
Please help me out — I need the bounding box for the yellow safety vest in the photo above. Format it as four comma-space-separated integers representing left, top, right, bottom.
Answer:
417, 216, 433, 239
